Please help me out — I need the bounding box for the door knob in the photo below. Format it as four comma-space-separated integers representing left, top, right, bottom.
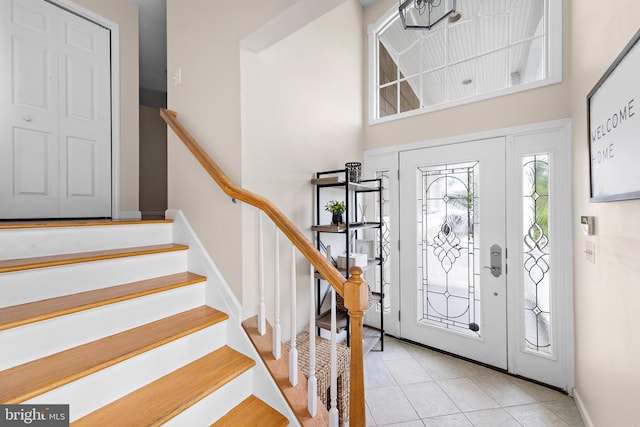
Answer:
483, 244, 502, 277
23, 115, 32, 122
483, 266, 500, 275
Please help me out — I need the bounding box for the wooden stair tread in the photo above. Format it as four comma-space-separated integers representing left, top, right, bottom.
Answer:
242, 316, 329, 427
72, 346, 255, 427
0, 306, 228, 403
211, 395, 288, 427
0, 243, 189, 274
0, 272, 207, 331
0, 219, 172, 230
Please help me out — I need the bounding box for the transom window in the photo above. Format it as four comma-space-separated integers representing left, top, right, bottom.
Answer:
369, 0, 561, 122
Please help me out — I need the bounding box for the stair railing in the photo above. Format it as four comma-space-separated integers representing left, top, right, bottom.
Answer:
161, 109, 368, 427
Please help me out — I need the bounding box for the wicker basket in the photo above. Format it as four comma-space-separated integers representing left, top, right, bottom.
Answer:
285, 332, 350, 426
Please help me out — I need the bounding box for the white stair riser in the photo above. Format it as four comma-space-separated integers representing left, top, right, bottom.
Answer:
0, 223, 174, 260
0, 251, 189, 308
1, 215, 294, 425
26, 322, 228, 421
0, 283, 205, 370
165, 370, 253, 427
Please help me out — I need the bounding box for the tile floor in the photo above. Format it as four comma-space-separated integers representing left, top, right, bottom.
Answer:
364, 336, 584, 426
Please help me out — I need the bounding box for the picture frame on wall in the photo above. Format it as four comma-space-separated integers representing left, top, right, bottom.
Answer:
587, 27, 640, 202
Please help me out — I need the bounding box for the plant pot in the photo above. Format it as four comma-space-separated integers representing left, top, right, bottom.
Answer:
332, 213, 343, 225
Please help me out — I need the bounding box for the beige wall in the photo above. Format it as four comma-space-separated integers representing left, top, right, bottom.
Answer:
362, 0, 572, 150
570, 1, 640, 425
240, 0, 364, 328
71, 0, 140, 215
167, 0, 309, 300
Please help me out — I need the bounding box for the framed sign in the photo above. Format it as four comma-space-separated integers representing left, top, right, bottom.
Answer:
587, 28, 640, 202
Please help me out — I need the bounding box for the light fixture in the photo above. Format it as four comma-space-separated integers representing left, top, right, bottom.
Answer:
399, 0, 457, 30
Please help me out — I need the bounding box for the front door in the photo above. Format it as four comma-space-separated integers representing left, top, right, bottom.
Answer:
0, 0, 112, 219
399, 137, 508, 369
391, 127, 572, 390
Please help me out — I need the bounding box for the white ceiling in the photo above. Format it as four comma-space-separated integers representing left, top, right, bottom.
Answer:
242, 0, 347, 53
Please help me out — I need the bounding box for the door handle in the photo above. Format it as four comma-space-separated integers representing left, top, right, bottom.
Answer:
483, 244, 502, 277
23, 115, 32, 122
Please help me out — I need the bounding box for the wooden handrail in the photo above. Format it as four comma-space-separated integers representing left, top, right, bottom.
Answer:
160, 109, 346, 296
161, 108, 366, 426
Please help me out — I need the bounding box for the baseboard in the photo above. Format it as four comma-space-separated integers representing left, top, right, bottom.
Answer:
165, 209, 297, 423
141, 211, 166, 218
116, 210, 142, 220
573, 388, 595, 427
165, 209, 242, 320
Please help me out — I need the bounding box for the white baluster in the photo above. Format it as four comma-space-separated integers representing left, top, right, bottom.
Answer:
289, 246, 298, 386
308, 263, 317, 417
272, 228, 281, 360
329, 288, 339, 427
258, 213, 266, 336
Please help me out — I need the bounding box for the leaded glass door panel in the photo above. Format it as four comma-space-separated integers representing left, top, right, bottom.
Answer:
399, 138, 507, 369
364, 152, 400, 336
505, 128, 572, 390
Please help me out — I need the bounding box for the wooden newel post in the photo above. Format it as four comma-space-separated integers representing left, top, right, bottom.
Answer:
344, 266, 368, 427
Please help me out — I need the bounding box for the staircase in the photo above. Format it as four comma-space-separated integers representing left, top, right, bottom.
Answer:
0, 217, 291, 425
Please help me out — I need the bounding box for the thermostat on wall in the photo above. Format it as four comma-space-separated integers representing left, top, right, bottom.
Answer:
580, 216, 595, 236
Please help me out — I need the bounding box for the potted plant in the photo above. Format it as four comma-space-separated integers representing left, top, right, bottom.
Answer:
325, 200, 346, 225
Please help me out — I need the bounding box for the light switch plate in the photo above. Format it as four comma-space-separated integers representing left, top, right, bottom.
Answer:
585, 240, 595, 264
172, 67, 182, 87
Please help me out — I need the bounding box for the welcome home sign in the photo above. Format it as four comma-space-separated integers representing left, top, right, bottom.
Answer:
588, 28, 640, 202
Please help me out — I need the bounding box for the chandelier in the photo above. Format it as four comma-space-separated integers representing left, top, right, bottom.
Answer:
399, 0, 458, 30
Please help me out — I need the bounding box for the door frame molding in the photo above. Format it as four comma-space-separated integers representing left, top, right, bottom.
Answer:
365, 119, 572, 157
505, 125, 575, 392
48, 0, 121, 219
365, 118, 574, 392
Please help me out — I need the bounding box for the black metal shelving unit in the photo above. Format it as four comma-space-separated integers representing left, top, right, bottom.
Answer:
312, 168, 385, 352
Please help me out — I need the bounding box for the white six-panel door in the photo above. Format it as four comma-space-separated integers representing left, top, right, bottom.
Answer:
0, 0, 111, 219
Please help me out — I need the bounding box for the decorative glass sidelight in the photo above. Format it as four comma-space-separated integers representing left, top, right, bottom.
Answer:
375, 170, 391, 313
417, 161, 480, 336
522, 154, 551, 355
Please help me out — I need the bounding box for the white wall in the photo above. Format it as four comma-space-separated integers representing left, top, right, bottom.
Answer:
240, 0, 364, 332
570, 2, 640, 426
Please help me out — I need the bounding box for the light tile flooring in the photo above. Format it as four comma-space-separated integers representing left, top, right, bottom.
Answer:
364, 337, 584, 426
